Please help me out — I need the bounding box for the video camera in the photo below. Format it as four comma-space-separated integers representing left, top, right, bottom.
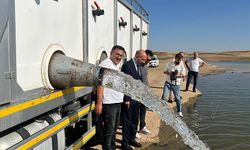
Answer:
170, 70, 178, 84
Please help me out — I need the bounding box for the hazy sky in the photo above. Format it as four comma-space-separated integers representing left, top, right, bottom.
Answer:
139, 0, 250, 52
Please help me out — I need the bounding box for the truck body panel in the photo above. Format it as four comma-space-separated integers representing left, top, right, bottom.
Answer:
0, 0, 149, 149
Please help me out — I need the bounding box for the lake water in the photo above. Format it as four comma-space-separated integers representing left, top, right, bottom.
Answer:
145, 61, 250, 150
184, 61, 250, 150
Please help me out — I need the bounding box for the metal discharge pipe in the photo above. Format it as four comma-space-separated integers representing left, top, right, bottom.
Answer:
48, 52, 99, 89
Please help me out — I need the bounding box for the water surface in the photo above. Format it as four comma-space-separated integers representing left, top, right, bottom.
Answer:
145, 61, 250, 150
185, 61, 250, 150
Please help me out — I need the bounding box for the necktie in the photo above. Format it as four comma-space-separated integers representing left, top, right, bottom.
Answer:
136, 65, 140, 76
137, 65, 142, 80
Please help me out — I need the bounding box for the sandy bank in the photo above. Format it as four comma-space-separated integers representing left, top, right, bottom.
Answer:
154, 50, 250, 62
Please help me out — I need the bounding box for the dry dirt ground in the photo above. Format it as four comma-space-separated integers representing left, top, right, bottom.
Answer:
155, 50, 250, 62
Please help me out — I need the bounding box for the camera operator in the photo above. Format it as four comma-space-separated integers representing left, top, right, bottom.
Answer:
161, 53, 186, 117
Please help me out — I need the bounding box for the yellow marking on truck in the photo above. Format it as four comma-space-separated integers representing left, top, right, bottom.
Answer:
0, 87, 85, 118
72, 128, 96, 150
16, 103, 95, 150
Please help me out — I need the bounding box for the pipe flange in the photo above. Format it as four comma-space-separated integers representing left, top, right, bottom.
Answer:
41, 44, 66, 90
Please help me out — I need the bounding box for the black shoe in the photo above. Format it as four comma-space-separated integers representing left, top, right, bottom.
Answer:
167, 99, 173, 103
161, 96, 166, 101
193, 90, 196, 92
130, 140, 142, 147
121, 145, 133, 150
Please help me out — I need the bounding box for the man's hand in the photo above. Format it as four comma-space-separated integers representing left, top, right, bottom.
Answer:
95, 103, 103, 116
164, 71, 170, 75
96, 85, 104, 116
124, 101, 130, 109
183, 75, 187, 81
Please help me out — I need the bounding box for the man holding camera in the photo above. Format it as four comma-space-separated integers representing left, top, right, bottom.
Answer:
162, 53, 186, 117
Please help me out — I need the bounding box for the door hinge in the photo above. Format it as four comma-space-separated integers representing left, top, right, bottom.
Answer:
4, 71, 16, 79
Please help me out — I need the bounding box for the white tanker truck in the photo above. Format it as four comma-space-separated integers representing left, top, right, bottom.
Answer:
0, 0, 149, 149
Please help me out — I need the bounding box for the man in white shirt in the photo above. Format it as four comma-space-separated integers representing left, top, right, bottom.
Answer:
95, 45, 125, 150
168, 52, 186, 103
162, 53, 186, 117
185, 52, 206, 92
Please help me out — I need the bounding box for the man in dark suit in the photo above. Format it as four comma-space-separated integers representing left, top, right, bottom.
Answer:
138, 49, 154, 135
121, 49, 147, 150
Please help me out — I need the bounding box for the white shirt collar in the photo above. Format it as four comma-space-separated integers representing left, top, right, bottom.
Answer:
132, 58, 138, 70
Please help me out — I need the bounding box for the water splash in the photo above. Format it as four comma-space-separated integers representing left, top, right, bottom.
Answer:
99, 68, 209, 150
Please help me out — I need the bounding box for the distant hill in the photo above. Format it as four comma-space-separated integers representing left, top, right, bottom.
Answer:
154, 50, 250, 62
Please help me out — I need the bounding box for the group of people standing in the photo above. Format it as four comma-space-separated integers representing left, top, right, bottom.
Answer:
94, 45, 206, 150
95, 45, 153, 150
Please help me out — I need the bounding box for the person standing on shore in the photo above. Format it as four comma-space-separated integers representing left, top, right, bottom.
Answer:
138, 49, 154, 136
121, 49, 147, 150
162, 53, 186, 117
168, 52, 186, 103
185, 52, 206, 92
95, 45, 125, 150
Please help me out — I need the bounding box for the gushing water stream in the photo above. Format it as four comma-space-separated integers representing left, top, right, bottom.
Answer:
99, 68, 209, 150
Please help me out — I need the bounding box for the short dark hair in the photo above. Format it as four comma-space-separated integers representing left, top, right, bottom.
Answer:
111, 45, 125, 52
177, 52, 184, 58
175, 53, 182, 59
145, 49, 154, 57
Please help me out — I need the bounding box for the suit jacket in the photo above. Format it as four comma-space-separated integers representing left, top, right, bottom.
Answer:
121, 59, 142, 102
